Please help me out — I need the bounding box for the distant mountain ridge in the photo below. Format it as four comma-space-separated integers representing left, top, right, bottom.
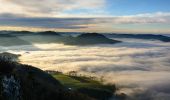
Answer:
0, 31, 121, 46
106, 33, 170, 42
0, 31, 169, 47
63, 33, 121, 45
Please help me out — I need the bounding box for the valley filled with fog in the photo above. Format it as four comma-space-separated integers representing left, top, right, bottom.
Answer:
0, 34, 170, 100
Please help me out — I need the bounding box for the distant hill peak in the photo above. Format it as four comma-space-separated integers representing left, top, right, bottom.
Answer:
78, 33, 107, 38
37, 31, 61, 35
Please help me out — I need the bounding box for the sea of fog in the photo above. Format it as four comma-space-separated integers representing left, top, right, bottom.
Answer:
1, 37, 170, 100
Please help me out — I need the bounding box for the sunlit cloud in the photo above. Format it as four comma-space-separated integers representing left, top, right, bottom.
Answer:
0, 0, 106, 17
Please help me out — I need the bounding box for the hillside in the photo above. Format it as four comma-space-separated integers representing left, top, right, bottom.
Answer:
0, 55, 94, 100
0, 52, 126, 100
47, 71, 126, 100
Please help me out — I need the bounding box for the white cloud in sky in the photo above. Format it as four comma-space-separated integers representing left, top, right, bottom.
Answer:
97, 12, 170, 24
0, 0, 170, 33
0, 0, 106, 17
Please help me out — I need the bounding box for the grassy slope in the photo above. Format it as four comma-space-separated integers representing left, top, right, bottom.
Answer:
53, 74, 104, 89
51, 73, 117, 100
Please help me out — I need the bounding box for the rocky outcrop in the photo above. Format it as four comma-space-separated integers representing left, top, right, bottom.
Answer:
1, 75, 21, 100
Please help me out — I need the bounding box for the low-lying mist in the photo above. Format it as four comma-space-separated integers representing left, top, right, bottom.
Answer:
1, 39, 170, 100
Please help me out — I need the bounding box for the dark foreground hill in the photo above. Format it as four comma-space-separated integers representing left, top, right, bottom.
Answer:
0, 52, 126, 100
0, 57, 94, 100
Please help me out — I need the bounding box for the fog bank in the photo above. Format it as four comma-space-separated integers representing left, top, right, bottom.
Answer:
1, 39, 170, 100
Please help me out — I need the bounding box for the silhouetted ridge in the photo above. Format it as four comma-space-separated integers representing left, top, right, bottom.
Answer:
0, 31, 122, 45
64, 33, 121, 45
77, 33, 108, 38
37, 31, 61, 36
108, 34, 170, 42
14, 31, 33, 34
0, 33, 31, 46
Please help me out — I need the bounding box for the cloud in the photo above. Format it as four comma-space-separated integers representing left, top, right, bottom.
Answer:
0, 12, 170, 32
0, 0, 170, 33
0, 0, 106, 17
1, 35, 169, 100
0, 13, 95, 29
97, 12, 170, 24
4, 38, 168, 100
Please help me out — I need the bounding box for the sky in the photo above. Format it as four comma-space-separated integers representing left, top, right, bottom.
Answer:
0, 0, 170, 33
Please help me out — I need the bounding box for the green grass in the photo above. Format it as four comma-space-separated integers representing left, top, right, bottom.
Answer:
50, 72, 119, 100
53, 74, 98, 88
